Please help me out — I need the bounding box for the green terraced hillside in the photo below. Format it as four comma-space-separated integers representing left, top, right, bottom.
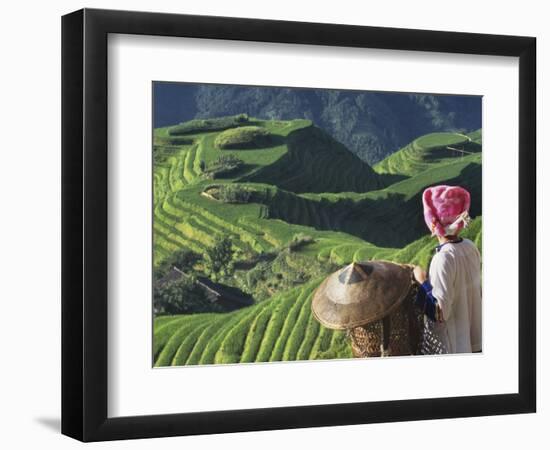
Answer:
467, 129, 482, 144
153, 219, 482, 366
374, 131, 481, 178
153, 117, 385, 264
241, 125, 385, 193
152, 117, 482, 366
258, 153, 480, 247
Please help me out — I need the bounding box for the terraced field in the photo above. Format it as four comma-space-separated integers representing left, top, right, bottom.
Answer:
259, 152, 481, 247
152, 117, 482, 366
154, 280, 351, 366
153, 218, 482, 366
374, 131, 482, 177
242, 125, 385, 193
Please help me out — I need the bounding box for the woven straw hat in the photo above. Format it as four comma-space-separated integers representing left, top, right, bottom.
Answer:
311, 261, 412, 330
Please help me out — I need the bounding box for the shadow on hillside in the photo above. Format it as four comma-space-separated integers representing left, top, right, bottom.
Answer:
233, 252, 277, 270
214, 163, 259, 179
243, 126, 384, 194
377, 172, 409, 186
157, 268, 254, 312
195, 276, 254, 311
358, 162, 481, 246
423, 142, 482, 162
267, 162, 481, 248
220, 134, 286, 150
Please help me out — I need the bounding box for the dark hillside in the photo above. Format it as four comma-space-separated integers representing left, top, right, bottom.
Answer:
242, 124, 383, 193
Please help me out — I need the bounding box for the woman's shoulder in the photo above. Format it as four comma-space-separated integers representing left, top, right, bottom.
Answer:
460, 238, 477, 248
454, 238, 481, 261
431, 238, 479, 271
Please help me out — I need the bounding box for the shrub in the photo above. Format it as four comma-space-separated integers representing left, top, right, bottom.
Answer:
168, 114, 249, 136
213, 185, 253, 204
237, 250, 337, 301
287, 233, 315, 251
214, 126, 273, 149
154, 248, 201, 281
202, 154, 244, 179
213, 154, 243, 167
154, 276, 221, 315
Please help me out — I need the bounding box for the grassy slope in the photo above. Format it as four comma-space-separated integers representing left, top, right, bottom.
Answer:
261, 152, 481, 247
153, 217, 482, 366
467, 129, 482, 144
242, 124, 384, 193
152, 120, 482, 366
373, 131, 481, 177
153, 118, 385, 264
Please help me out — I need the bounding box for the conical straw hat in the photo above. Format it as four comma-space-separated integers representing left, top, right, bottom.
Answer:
311, 261, 412, 330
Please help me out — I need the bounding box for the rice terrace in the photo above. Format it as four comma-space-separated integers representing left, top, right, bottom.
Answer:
152, 86, 482, 367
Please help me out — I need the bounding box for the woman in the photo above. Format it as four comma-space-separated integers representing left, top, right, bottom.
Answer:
413, 185, 482, 354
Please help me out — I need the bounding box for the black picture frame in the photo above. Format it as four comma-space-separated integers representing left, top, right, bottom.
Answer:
62, 8, 536, 442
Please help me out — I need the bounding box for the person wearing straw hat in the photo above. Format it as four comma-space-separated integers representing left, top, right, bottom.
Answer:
413, 185, 482, 354
311, 259, 420, 357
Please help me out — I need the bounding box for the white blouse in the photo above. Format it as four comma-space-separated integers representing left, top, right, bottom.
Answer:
429, 238, 482, 353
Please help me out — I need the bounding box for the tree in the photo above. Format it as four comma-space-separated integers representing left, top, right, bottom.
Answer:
206, 236, 234, 278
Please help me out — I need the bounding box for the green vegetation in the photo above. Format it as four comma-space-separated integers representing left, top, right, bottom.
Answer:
214, 126, 274, 149
154, 248, 200, 280
153, 218, 481, 366
192, 86, 482, 164
205, 236, 234, 279
202, 154, 244, 179
467, 129, 482, 144
168, 114, 250, 135
154, 275, 220, 315
374, 132, 481, 177
242, 125, 384, 193
152, 116, 482, 366
235, 245, 338, 302
204, 184, 254, 204
154, 135, 194, 146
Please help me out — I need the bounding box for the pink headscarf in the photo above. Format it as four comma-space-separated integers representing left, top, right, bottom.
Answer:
422, 185, 471, 237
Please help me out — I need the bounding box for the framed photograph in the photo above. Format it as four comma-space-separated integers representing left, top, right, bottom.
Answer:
61, 8, 536, 442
